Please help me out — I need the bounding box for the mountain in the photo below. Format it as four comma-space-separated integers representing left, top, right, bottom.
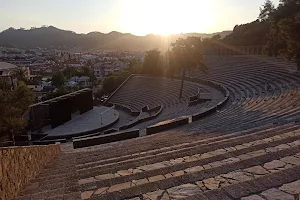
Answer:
0, 26, 232, 51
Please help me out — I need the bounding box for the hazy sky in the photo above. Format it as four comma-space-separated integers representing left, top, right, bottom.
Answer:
0, 0, 280, 36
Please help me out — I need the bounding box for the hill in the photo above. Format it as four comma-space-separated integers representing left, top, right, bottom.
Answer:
222, 20, 269, 46
0, 26, 231, 51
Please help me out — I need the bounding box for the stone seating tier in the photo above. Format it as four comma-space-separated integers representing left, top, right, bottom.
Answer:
12, 55, 300, 200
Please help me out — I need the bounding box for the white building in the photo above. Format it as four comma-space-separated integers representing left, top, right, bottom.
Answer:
93, 63, 104, 79
68, 64, 82, 68
0, 62, 18, 77
27, 81, 52, 92
65, 81, 78, 88
93, 61, 128, 79
7, 60, 31, 67
67, 76, 91, 88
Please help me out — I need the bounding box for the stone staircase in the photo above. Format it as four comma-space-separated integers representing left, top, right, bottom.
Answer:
15, 123, 300, 200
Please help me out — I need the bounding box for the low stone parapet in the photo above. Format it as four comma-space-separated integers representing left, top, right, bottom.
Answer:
0, 144, 61, 200
73, 129, 140, 148
146, 117, 189, 135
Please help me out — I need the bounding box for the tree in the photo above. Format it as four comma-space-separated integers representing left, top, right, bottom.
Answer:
86, 60, 92, 67
171, 37, 207, 98
0, 81, 35, 144
14, 68, 27, 82
259, 0, 275, 21
52, 71, 66, 87
128, 59, 143, 73
101, 71, 131, 96
142, 49, 165, 76
211, 34, 221, 41
42, 86, 71, 101
78, 67, 97, 83
265, 0, 300, 69
222, 20, 270, 46
63, 66, 77, 79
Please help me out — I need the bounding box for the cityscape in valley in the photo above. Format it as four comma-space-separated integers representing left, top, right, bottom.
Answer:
2, 0, 300, 200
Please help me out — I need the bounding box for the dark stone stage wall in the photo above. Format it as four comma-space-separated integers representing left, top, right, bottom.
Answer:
29, 89, 94, 131
79, 90, 93, 114
49, 98, 72, 129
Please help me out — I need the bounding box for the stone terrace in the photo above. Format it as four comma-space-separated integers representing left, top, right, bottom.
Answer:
13, 56, 300, 200
107, 75, 212, 112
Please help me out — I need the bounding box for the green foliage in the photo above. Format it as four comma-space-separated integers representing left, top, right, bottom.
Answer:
0, 77, 13, 90
63, 66, 97, 83
222, 20, 270, 46
211, 34, 221, 41
95, 58, 143, 99
171, 37, 207, 73
14, 68, 27, 82
86, 60, 92, 67
142, 49, 165, 76
101, 71, 131, 96
0, 81, 35, 138
41, 86, 73, 101
170, 37, 207, 97
63, 66, 77, 79
259, 0, 275, 21
128, 59, 143, 73
265, 0, 300, 69
52, 71, 66, 87
78, 67, 97, 82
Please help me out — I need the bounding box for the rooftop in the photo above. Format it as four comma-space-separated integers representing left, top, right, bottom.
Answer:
0, 62, 18, 70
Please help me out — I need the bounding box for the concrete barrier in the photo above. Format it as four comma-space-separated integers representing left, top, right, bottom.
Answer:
188, 98, 210, 106
146, 117, 189, 135
192, 107, 216, 121
120, 105, 163, 130
113, 103, 140, 116
32, 139, 67, 145
73, 129, 140, 148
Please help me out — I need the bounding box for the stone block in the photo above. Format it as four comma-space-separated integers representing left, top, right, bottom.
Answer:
0, 145, 61, 200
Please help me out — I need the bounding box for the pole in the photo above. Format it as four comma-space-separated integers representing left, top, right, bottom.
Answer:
179, 69, 185, 98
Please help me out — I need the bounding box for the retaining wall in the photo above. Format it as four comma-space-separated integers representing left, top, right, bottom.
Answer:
0, 144, 61, 200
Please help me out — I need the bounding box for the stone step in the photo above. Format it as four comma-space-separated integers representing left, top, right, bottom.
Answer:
76, 132, 238, 169
35, 125, 284, 180
74, 132, 219, 164
16, 126, 300, 200
182, 165, 300, 200
75, 125, 300, 178
240, 179, 300, 200
76, 129, 300, 189
76, 123, 289, 169
31, 125, 300, 189
37, 125, 299, 184
85, 137, 300, 199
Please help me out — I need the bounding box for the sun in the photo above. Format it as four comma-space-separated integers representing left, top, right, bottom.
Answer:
121, 0, 216, 36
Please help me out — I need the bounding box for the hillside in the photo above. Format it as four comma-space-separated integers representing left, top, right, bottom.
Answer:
222, 20, 270, 46
0, 26, 231, 51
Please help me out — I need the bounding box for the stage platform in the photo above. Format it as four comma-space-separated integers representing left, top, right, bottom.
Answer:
43, 106, 119, 139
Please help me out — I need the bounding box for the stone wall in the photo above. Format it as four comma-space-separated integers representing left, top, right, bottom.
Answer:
206, 45, 264, 56
0, 144, 61, 200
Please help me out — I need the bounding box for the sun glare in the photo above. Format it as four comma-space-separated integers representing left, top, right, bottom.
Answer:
121, 0, 215, 36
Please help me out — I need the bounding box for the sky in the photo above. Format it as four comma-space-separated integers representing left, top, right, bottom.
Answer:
0, 0, 280, 36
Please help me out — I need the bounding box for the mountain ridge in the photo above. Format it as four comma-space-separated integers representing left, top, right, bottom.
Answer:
0, 26, 232, 51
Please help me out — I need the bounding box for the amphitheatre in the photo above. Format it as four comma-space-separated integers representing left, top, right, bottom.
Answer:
2, 51, 300, 200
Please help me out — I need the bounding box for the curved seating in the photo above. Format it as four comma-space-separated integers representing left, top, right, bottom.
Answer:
14, 55, 300, 200
107, 75, 210, 112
